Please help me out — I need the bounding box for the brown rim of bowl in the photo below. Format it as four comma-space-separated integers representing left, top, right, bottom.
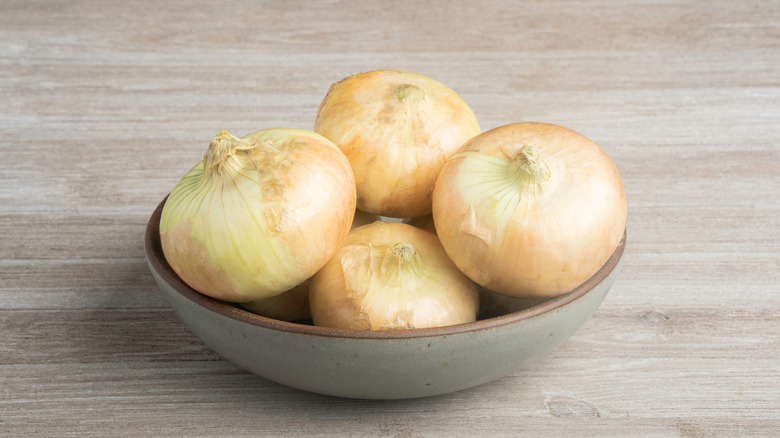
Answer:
146, 196, 626, 340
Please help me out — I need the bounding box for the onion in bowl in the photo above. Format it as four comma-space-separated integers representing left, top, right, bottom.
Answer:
314, 70, 481, 218
432, 122, 627, 299
309, 221, 479, 330
159, 128, 356, 303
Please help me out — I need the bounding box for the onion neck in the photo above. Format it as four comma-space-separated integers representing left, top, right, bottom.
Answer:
381, 242, 423, 284
394, 83, 424, 102
203, 130, 256, 176
392, 242, 415, 258
511, 144, 551, 188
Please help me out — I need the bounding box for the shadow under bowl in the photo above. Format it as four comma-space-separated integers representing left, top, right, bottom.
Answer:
145, 198, 625, 400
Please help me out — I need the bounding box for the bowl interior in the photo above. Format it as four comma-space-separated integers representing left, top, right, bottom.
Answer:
145, 197, 625, 339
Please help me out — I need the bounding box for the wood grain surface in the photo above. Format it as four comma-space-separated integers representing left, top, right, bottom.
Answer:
2, 0, 779, 436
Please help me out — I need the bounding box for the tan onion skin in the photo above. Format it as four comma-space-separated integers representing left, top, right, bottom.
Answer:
160, 128, 356, 303
309, 221, 479, 330
314, 70, 481, 218
432, 122, 627, 299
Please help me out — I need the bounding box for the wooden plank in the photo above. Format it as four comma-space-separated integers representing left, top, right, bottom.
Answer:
0, 309, 218, 364
0, 260, 167, 309
1, 0, 777, 55
1, 359, 777, 437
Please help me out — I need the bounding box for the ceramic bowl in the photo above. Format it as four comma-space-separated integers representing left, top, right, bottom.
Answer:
144, 198, 626, 400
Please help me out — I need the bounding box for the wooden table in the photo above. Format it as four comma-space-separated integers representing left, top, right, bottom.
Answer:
3, 1, 778, 436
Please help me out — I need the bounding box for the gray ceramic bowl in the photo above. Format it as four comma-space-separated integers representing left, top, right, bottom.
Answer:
145, 198, 626, 400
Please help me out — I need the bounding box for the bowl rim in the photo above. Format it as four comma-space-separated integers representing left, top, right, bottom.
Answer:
145, 196, 625, 340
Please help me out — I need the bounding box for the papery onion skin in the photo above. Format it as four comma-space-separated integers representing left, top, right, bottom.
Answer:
432, 122, 627, 299
309, 221, 479, 330
160, 128, 356, 303
314, 70, 481, 218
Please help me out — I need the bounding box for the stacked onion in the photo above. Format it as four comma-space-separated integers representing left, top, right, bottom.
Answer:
159, 128, 356, 304
432, 122, 627, 299
160, 69, 626, 331
314, 69, 481, 218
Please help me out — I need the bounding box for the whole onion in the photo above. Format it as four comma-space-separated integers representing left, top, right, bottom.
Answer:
432, 122, 627, 299
160, 128, 356, 303
309, 221, 479, 330
314, 69, 481, 218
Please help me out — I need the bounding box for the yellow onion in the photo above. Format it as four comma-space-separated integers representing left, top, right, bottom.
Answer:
314, 69, 481, 218
309, 221, 479, 330
160, 128, 356, 303
432, 122, 627, 299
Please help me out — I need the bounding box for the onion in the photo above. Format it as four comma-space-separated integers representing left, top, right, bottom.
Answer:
432, 122, 627, 299
160, 128, 356, 303
309, 221, 479, 330
314, 69, 481, 218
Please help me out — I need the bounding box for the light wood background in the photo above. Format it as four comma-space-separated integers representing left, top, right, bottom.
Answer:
2, 0, 778, 436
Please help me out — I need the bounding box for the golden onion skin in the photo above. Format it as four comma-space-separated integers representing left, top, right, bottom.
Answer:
314, 70, 481, 218
309, 221, 479, 330
432, 122, 627, 299
160, 128, 356, 303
